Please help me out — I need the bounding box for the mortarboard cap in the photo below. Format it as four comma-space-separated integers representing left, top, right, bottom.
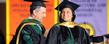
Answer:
24, 0, 47, 7
55, 0, 80, 11
24, 0, 47, 2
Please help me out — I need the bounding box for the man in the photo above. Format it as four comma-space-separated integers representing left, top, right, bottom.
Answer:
10, 0, 47, 44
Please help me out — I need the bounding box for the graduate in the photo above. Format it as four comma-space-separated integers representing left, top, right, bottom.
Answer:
46, 0, 91, 44
10, 0, 47, 44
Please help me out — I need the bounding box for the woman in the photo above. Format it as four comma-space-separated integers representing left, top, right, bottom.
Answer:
46, 0, 91, 44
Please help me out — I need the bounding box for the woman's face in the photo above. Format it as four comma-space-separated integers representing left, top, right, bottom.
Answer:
61, 8, 73, 22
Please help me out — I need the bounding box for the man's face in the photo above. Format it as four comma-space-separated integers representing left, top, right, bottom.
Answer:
34, 7, 46, 22
61, 8, 73, 22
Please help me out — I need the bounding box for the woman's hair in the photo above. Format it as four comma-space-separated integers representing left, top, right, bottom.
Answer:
58, 5, 76, 23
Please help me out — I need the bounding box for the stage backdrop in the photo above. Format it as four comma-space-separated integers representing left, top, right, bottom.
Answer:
70, 0, 108, 36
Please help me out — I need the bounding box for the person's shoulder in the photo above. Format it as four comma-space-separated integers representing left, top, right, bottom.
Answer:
73, 25, 85, 30
19, 20, 37, 28
21, 19, 30, 23
49, 23, 61, 31
16, 19, 37, 30
22, 19, 40, 23
18, 22, 37, 30
23, 23, 36, 26
53, 23, 61, 26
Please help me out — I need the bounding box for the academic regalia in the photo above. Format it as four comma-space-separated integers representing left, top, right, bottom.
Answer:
78, 23, 95, 43
55, 0, 80, 11
10, 0, 47, 44
91, 36, 104, 44
46, 0, 91, 44
46, 22, 91, 44
78, 23, 95, 36
10, 19, 46, 44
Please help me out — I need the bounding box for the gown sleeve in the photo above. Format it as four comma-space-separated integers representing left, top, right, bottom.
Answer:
46, 25, 91, 44
10, 24, 45, 44
21, 24, 45, 44
46, 26, 60, 44
77, 26, 91, 44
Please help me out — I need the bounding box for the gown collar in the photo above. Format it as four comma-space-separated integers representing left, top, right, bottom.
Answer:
59, 22, 78, 28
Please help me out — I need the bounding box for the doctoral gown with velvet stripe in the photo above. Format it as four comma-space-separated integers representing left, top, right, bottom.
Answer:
10, 19, 45, 44
46, 23, 91, 44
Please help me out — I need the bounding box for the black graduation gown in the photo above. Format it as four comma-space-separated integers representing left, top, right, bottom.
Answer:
10, 19, 45, 44
46, 24, 91, 44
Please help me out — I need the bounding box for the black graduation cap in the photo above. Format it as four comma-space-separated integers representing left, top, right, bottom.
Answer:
24, 0, 47, 7
24, 0, 47, 2
55, 0, 80, 11
92, 36, 104, 43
